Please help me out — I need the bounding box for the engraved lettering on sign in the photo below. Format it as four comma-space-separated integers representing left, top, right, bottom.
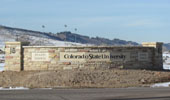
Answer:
138, 52, 148, 61
32, 53, 49, 61
110, 53, 130, 61
60, 52, 130, 62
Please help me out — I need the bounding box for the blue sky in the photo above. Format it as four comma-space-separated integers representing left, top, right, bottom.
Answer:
0, 0, 170, 43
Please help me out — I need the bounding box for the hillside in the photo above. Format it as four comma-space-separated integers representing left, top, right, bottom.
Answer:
0, 25, 169, 50
0, 25, 87, 47
0, 25, 138, 46
163, 43, 170, 51
56, 31, 139, 46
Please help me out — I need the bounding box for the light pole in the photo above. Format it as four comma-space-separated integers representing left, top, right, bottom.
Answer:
64, 24, 67, 31
41, 25, 46, 45
74, 28, 77, 43
64, 25, 68, 43
42, 25, 45, 31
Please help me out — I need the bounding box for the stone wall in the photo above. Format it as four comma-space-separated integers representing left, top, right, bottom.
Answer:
5, 42, 29, 71
142, 42, 163, 70
5, 42, 163, 71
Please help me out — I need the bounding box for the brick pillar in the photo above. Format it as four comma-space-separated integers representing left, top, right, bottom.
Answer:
142, 42, 163, 70
5, 42, 29, 71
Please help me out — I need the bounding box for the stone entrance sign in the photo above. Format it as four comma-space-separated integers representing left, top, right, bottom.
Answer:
5, 42, 163, 71
32, 53, 49, 61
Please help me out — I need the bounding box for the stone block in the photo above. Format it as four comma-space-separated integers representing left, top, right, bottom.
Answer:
5, 56, 13, 59
63, 66, 73, 70
63, 62, 71, 65
48, 49, 55, 53
78, 49, 89, 52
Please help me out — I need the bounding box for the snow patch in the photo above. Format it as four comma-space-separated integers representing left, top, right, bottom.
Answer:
163, 52, 170, 70
0, 54, 5, 60
0, 87, 29, 90
151, 82, 170, 88
163, 65, 170, 70
28, 35, 92, 47
36, 88, 52, 90
0, 63, 4, 71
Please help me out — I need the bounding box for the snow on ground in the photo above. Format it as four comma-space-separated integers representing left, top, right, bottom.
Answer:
0, 87, 29, 90
29, 36, 92, 47
44, 38, 89, 46
0, 63, 4, 71
0, 54, 5, 71
0, 45, 5, 51
163, 52, 170, 70
163, 65, 170, 70
0, 54, 5, 59
151, 82, 170, 88
163, 52, 170, 57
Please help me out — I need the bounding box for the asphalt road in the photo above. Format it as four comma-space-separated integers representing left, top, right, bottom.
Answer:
0, 87, 170, 100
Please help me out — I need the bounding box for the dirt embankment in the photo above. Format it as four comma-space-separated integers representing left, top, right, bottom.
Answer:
0, 69, 170, 88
